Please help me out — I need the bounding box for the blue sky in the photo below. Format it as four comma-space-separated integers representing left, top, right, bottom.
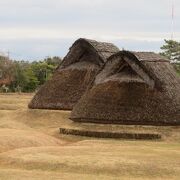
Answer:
0, 0, 179, 60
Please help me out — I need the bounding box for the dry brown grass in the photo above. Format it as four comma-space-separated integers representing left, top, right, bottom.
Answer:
0, 129, 65, 153
0, 93, 180, 180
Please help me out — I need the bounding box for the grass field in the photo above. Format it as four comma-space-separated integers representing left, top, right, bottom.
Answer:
0, 93, 180, 180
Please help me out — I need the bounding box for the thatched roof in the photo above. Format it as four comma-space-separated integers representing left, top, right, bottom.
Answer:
28, 38, 119, 110
59, 38, 119, 68
71, 51, 180, 125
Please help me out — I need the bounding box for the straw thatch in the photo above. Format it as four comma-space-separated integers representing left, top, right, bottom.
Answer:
71, 51, 180, 125
28, 38, 119, 110
59, 128, 161, 140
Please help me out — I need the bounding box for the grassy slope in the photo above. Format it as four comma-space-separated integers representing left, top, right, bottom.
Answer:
0, 94, 180, 180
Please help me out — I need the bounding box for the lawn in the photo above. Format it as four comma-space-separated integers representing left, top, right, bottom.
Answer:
0, 93, 180, 180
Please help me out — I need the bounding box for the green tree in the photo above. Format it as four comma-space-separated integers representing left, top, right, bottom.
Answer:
160, 39, 180, 63
11, 61, 39, 92
31, 61, 55, 85
160, 40, 180, 76
10, 61, 29, 91
10, 62, 26, 91
23, 67, 39, 92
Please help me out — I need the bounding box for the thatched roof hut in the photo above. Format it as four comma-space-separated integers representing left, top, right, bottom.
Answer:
28, 38, 119, 110
71, 51, 180, 125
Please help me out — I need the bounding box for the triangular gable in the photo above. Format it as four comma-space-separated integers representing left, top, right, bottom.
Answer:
95, 51, 155, 89
123, 56, 155, 88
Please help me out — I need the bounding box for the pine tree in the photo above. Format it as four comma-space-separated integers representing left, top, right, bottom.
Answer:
160, 40, 180, 63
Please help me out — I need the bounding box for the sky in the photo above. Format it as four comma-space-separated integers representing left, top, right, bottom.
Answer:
0, 0, 179, 61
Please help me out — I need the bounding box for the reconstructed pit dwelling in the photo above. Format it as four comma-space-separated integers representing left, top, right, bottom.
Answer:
28, 38, 119, 110
71, 51, 180, 126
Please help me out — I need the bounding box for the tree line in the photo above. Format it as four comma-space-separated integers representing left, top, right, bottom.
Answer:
0, 56, 62, 92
